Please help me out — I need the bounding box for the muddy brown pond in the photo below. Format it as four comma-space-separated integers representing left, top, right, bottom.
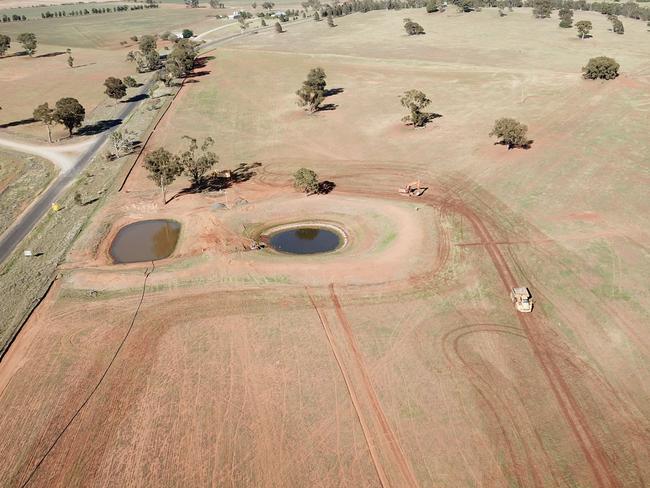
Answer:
267, 227, 342, 255
110, 220, 181, 264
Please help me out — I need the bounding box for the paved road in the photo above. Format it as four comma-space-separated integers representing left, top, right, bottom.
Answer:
0, 19, 309, 265
0, 80, 153, 264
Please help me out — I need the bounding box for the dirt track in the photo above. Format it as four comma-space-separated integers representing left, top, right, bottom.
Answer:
1, 174, 648, 486
1, 8, 649, 487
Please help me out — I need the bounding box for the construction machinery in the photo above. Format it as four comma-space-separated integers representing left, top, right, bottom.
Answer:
510, 287, 533, 313
398, 180, 427, 197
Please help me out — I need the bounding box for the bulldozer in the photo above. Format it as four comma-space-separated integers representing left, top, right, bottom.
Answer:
398, 180, 427, 197
510, 287, 533, 313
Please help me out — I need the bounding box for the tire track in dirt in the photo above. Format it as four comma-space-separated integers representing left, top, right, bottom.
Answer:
257, 163, 625, 486
306, 287, 391, 488
308, 286, 421, 488
447, 201, 622, 488
442, 323, 550, 488
328, 284, 420, 488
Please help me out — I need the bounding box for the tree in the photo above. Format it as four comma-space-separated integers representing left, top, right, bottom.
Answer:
327, 14, 335, 26
403, 18, 425, 35
262, 1, 275, 10
261, 18, 267, 26
453, 0, 474, 13
293, 168, 319, 194
163, 38, 199, 84
489, 117, 529, 149
104, 76, 127, 101
576, 20, 592, 39
238, 16, 250, 32
400, 89, 431, 127
123, 75, 138, 87
274, 21, 284, 33
182, 28, 194, 38
0, 35, 11, 57
611, 16, 624, 34
296, 67, 327, 112
495, 0, 508, 16
185, 0, 199, 7
558, 7, 573, 28
33, 102, 56, 143
138, 34, 157, 53
109, 129, 137, 158
127, 37, 160, 73
17, 32, 37, 56
426, 0, 440, 13
66, 48, 74, 67
54, 98, 85, 137
252, 1, 257, 7
179, 136, 218, 187
532, 0, 551, 18
314, 11, 320, 20
582, 56, 619, 80
144, 148, 183, 203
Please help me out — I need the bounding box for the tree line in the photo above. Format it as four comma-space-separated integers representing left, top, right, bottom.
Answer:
39, 4, 158, 20
1, 14, 27, 22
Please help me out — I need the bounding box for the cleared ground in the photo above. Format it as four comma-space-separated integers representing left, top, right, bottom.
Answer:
0, 7, 649, 488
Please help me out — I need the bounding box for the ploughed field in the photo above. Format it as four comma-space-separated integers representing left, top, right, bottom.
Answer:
0, 7, 649, 487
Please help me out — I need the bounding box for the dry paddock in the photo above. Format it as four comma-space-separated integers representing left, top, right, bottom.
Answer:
1, 7, 649, 488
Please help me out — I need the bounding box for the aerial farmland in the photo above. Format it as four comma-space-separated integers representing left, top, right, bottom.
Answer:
0, 0, 649, 486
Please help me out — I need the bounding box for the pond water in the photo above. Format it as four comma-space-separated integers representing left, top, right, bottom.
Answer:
267, 227, 342, 255
110, 220, 181, 264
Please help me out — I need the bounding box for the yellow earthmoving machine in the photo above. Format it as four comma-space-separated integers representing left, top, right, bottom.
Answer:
398, 180, 427, 197
511, 287, 534, 313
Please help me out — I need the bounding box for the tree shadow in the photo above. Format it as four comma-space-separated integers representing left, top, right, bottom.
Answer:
76, 119, 122, 136
0, 117, 36, 129
317, 180, 336, 194
317, 103, 338, 111
404, 112, 443, 128
123, 93, 149, 103
325, 87, 344, 97
172, 162, 262, 201
73, 62, 97, 69
82, 197, 100, 206
494, 139, 534, 150
195, 56, 214, 68
35, 51, 66, 58
185, 70, 210, 79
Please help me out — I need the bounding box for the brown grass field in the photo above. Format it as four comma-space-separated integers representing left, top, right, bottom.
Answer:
0, 4, 221, 140
0, 149, 55, 234
0, 7, 649, 487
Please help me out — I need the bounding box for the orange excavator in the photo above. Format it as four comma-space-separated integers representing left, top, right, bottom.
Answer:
398, 180, 427, 197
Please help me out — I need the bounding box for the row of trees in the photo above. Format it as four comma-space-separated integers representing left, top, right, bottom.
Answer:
308, 0, 650, 23
531, 0, 650, 22
39, 4, 158, 19
294, 55, 617, 141
33, 98, 85, 141
126, 34, 200, 86
1, 14, 27, 22
0, 33, 37, 56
